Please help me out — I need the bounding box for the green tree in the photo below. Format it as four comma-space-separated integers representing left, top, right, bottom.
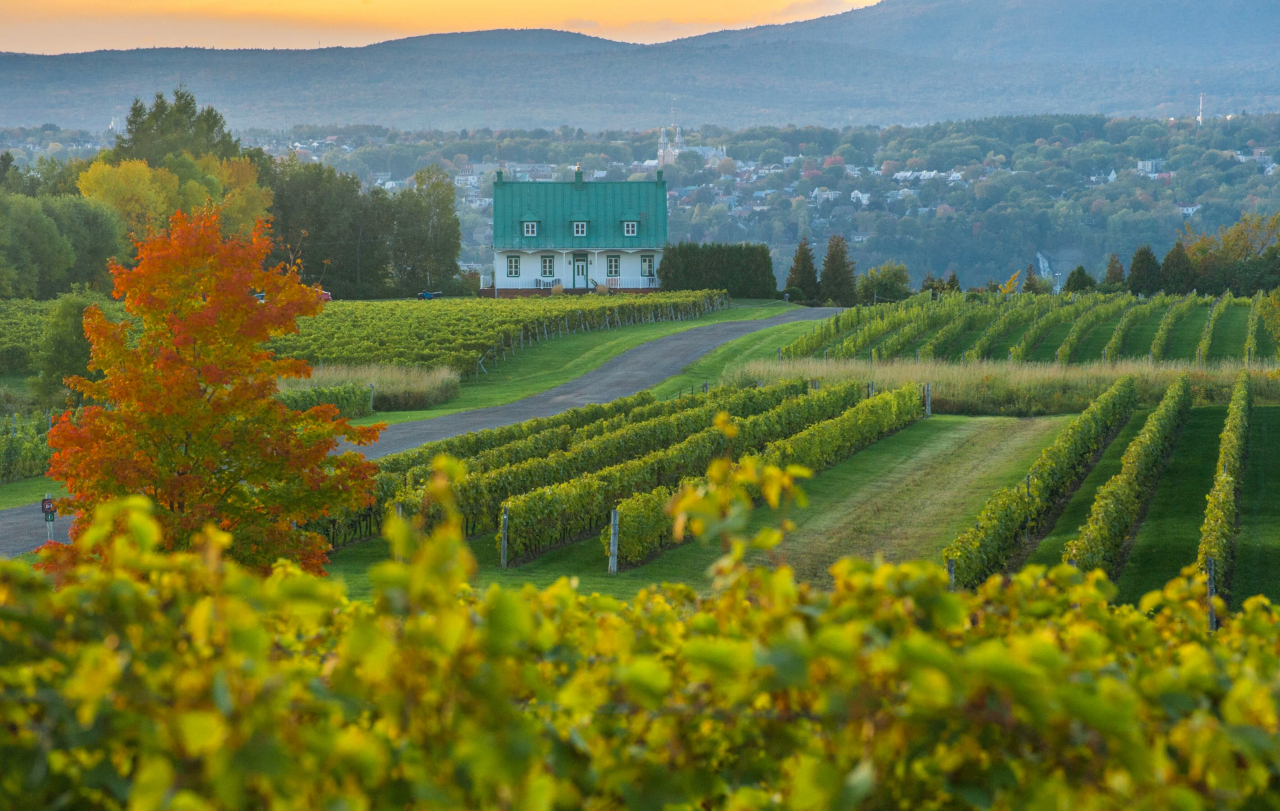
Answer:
1127, 245, 1161, 295
32, 292, 97, 405
785, 238, 819, 300
819, 235, 855, 306
0, 193, 75, 299
1023, 262, 1053, 294
388, 167, 464, 296
1063, 265, 1096, 292
38, 196, 127, 293
112, 88, 240, 167
858, 262, 912, 303
1103, 253, 1126, 287
1161, 240, 1196, 294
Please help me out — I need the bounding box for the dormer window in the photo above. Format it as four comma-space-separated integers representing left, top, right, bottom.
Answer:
573, 221, 587, 237
523, 221, 537, 237
624, 221, 638, 237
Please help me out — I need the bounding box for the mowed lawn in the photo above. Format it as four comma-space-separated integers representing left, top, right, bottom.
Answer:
1119, 305, 1169, 358
1025, 409, 1148, 568
328, 414, 1070, 600
0, 476, 66, 511
1228, 405, 1280, 607
1070, 314, 1123, 363
1207, 303, 1250, 362
1115, 407, 1226, 604
350, 300, 797, 427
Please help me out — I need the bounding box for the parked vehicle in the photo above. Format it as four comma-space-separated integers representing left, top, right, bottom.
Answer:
416, 291, 445, 300
319, 290, 333, 301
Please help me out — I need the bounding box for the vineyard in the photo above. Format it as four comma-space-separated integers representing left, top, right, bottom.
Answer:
782, 290, 1278, 367
269, 291, 728, 375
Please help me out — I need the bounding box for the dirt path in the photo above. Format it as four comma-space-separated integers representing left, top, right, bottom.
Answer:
0, 306, 839, 558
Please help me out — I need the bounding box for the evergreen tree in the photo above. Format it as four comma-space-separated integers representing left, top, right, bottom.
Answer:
1161, 241, 1196, 294
1063, 265, 1096, 292
1127, 245, 1161, 295
943, 271, 961, 292
785, 238, 820, 301
820, 235, 855, 306
1103, 253, 1126, 286
1023, 261, 1053, 294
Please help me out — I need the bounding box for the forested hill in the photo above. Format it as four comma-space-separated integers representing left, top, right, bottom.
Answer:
3, 0, 1279, 130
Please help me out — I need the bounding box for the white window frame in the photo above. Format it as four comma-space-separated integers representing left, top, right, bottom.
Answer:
523, 221, 537, 237
641, 255, 655, 277
624, 221, 638, 237
540, 255, 555, 277
606, 255, 621, 277
573, 221, 587, 237
506, 255, 521, 277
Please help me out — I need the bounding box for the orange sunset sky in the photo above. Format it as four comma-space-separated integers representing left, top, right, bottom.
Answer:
2, 0, 879, 54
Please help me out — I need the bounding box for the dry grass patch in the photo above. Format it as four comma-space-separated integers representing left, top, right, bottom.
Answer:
279, 364, 460, 411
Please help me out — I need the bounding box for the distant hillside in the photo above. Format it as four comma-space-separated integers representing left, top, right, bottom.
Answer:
2, 0, 1278, 130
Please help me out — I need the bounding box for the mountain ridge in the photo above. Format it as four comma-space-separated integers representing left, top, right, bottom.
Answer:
2, 0, 1277, 130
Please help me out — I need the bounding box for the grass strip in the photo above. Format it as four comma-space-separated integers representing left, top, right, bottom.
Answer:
1209, 302, 1250, 362
0, 476, 65, 511
1114, 407, 1226, 604
1228, 406, 1280, 607
1025, 409, 1147, 567
1120, 304, 1169, 358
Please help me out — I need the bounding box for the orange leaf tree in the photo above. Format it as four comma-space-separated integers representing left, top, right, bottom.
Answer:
44, 207, 382, 574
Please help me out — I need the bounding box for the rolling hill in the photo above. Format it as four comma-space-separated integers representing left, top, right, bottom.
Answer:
2, 0, 1278, 130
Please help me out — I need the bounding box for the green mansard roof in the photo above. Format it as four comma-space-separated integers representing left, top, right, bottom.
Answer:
493, 169, 667, 251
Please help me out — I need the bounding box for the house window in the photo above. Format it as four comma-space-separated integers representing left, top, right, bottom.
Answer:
624, 221, 638, 237
541, 256, 555, 277
573, 221, 587, 237
523, 222, 537, 237
607, 255, 621, 277
507, 256, 521, 277
641, 255, 655, 277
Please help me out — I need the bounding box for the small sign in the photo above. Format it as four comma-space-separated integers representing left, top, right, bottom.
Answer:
41, 498, 55, 515
45, 512, 56, 524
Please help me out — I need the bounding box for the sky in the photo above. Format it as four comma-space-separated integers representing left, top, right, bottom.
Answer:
2, 0, 880, 54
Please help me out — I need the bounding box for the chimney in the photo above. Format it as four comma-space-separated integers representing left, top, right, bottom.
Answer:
574, 165, 584, 188
494, 169, 504, 185
655, 169, 664, 184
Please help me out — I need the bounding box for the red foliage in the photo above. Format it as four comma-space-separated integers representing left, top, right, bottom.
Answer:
42, 208, 382, 575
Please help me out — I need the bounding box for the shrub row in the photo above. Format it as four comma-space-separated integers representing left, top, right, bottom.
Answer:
964, 294, 1050, 362
1244, 292, 1263, 364
1196, 291, 1234, 362
605, 384, 923, 566
875, 294, 969, 359
1150, 294, 1202, 360
1103, 293, 1169, 361
1009, 293, 1103, 362
399, 381, 810, 534
779, 293, 929, 359
1197, 370, 1251, 593
12, 492, 1280, 809
833, 296, 941, 359
919, 301, 998, 359
943, 376, 1138, 587
656, 242, 777, 298
571, 388, 729, 443
1064, 374, 1191, 573
1057, 294, 1133, 363
503, 378, 866, 560
275, 382, 373, 419
0, 415, 53, 485
378, 391, 656, 474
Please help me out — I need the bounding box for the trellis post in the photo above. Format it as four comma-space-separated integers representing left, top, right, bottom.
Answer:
608, 509, 619, 574
947, 558, 955, 592
925, 382, 931, 417
500, 507, 509, 569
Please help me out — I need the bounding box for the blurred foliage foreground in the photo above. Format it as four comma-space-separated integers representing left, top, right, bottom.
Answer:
4, 453, 1280, 810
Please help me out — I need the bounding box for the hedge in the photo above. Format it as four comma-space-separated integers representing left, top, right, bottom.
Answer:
1064, 374, 1191, 573
656, 241, 777, 298
275, 382, 373, 419
1103, 293, 1169, 362
1197, 370, 1251, 593
1150, 294, 1202, 360
943, 375, 1138, 587
608, 383, 922, 565
1009, 293, 1102, 362
1196, 291, 1234, 363
503, 378, 865, 561
919, 300, 998, 359
1057, 294, 1133, 363
964, 294, 1050, 362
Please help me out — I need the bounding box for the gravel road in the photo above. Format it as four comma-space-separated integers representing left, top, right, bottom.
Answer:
0, 306, 838, 557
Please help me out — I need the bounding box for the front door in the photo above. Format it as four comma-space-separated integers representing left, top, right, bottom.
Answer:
573, 255, 588, 287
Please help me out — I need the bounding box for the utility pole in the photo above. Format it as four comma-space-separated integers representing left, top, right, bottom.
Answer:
1198, 93, 1204, 133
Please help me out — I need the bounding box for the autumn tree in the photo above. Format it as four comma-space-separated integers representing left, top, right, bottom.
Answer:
43, 207, 382, 574
819, 235, 856, 306
785, 238, 819, 300
1127, 245, 1161, 295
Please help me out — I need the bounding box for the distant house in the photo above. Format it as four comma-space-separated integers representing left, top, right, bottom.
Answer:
1137, 159, 1166, 174
490, 168, 667, 294
1177, 202, 1203, 217
850, 191, 871, 205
